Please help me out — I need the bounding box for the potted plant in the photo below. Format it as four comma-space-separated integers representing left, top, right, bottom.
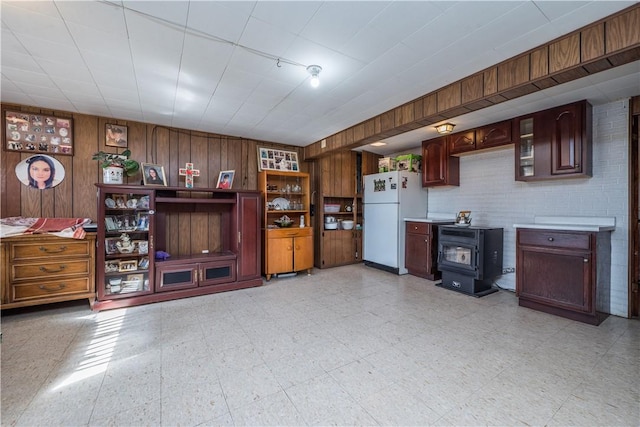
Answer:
93, 149, 140, 184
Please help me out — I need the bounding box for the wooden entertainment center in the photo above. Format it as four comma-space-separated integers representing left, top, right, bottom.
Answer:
94, 184, 262, 311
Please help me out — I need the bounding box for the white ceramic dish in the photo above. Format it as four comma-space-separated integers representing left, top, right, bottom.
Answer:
272, 197, 290, 210
324, 222, 338, 230
342, 220, 354, 230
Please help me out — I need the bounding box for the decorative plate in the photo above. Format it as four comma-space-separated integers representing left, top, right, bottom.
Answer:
105, 198, 116, 208
272, 197, 290, 210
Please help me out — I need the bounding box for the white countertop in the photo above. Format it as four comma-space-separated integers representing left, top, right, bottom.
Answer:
404, 213, 456, 223
513, 216, 616, 232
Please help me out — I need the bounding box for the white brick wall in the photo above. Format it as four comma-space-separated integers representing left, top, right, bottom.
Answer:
425, 99, 630, 317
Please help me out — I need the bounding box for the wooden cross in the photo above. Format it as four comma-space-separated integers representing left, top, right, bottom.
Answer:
178, 162, 200, 188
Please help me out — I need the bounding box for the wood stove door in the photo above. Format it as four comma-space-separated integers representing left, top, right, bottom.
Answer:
438, 242, 478, 275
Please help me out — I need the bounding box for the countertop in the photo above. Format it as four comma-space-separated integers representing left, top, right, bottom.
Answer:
513, 216, 616, 232
404, 215, 456, 224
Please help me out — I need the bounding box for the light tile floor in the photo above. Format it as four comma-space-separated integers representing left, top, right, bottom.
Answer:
2, 264, 639, 426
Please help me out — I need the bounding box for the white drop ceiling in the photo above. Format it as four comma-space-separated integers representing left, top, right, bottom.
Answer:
2, 1, 639, 156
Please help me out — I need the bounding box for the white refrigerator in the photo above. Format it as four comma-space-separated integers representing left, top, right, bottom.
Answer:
363, 171, 427, 274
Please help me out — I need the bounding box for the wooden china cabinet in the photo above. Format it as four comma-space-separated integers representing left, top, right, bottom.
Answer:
259, 171, 313, 280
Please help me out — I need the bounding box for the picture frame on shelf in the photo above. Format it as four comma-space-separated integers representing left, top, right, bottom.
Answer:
216, 170, 235, 189
257, 147, 299, 171
142, 163, 167, 186
105, 261, 119, 273
118, 259, 138, 272
4, 110, 74, 155
105, 123, 127, 148
138, 257, 150, 270
105, 238, 119, 255
105, 216, 118, 232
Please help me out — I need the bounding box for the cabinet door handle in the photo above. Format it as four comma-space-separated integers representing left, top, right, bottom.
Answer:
39, 265, 66, 273
548, 237, 554, 241
584, 258, 589, 263
39, 245, 67, 253
39, 284, 66, 292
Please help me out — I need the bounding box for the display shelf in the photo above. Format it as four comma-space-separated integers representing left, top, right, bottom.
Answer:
94, 184, 262, 310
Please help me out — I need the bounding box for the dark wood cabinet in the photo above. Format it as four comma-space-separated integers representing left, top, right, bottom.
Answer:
422, 137, 459, 187
516, 100, 592, 181
449, 130, 476, 155
476, 120, 512, 149
405, 221, 451, 280
94, 184, 262, 310
516, 228, 609, 325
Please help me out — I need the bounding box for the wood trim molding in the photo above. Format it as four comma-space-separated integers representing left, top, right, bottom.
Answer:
304, 3, 640, 160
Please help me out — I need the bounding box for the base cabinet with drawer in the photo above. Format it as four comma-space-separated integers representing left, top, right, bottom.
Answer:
516, 228, 610, 325
264, 227, 313, 280
405, 221, 452, 280
1, 233, 96, 309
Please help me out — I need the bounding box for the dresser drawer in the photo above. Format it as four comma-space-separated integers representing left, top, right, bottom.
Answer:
518, 229, 591, 250
11, 259, 91, 282
11, 240, 92, 262
406, 222, 429, 235
12, 277, 92, 302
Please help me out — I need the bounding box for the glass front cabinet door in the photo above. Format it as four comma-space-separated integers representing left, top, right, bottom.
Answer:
97, 187, 154, 300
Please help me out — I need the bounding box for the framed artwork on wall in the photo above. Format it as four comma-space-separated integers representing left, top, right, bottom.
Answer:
4, 110, 74, 155
257, 147, 299, 171
105, 124, 128, 148
216, 170, 235, 189
141, 163, 167, 186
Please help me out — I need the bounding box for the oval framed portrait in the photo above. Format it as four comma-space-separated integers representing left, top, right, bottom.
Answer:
15, 154, 65, 190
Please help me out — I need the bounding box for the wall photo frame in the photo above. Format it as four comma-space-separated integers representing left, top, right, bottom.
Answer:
257, 147, 299, 172
141, 163, 167, 186
105, 124, 128, 148
216, 170, 235, 189
4, 110, 73, 155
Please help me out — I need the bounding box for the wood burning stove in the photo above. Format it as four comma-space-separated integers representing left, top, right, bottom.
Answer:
437, 226, 503, 297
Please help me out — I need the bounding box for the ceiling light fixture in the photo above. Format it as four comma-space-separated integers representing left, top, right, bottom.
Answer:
307, 65, 322, 88
370, 142, 387, 147
435, 122, 455, 134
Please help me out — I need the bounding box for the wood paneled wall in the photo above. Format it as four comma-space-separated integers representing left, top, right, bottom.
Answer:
1, 103, 304, 222
304, 4, 640, 159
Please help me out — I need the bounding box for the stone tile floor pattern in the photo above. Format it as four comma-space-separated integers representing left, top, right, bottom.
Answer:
1, 264, 639, 426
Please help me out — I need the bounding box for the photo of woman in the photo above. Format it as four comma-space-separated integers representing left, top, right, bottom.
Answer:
15, 154, 65, 190
142, 163, 167, 186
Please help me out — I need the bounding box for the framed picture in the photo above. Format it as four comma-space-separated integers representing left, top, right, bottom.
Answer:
105, 261, 119, 273
15, 154, 66, 189
105, 216, 118, 232
4, 110, 74, 155
105, 238, 119, 255
142, 163, 167, 186
118, 259, 138, 272
257, 147, 299, 171
216, 170, 235, 189
105, 124, 127, 148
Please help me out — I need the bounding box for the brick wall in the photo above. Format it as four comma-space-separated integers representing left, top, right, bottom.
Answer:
424, 99, 630, 317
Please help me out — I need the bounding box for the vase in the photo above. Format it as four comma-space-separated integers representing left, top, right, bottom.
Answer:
103, 166, 124, 184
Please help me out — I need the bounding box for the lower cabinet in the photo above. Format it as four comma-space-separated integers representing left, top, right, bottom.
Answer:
1, 233, 96, 310
156, 256, 236, 292
516, 228, 610, 325
320, 230, 361, 268
405, 221, 450, 280
264, 227, 313, 280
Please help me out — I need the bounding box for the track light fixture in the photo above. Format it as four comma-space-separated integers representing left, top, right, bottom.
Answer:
307, 65, 322, 88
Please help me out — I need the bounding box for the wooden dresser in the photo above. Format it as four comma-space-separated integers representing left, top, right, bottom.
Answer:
1, 233, 96, 310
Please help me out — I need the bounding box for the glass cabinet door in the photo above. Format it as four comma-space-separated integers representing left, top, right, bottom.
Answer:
99, 189, 153, 299
518, 117, 534, 178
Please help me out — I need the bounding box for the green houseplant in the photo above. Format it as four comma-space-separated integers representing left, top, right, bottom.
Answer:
93, 149, 140, 184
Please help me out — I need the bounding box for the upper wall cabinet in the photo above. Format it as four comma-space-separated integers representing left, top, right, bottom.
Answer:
449, 130, 476, 155
476, 120, 513, 150
515, 100, 592, 181
422, 137, 460, 187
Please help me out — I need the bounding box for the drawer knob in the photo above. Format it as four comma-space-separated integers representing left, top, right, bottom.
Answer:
39, 265, 66, 273
38, 284, 66, 292
548, 237, 554, 242
39, 245, 67, 253
584, 258, 588, 263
